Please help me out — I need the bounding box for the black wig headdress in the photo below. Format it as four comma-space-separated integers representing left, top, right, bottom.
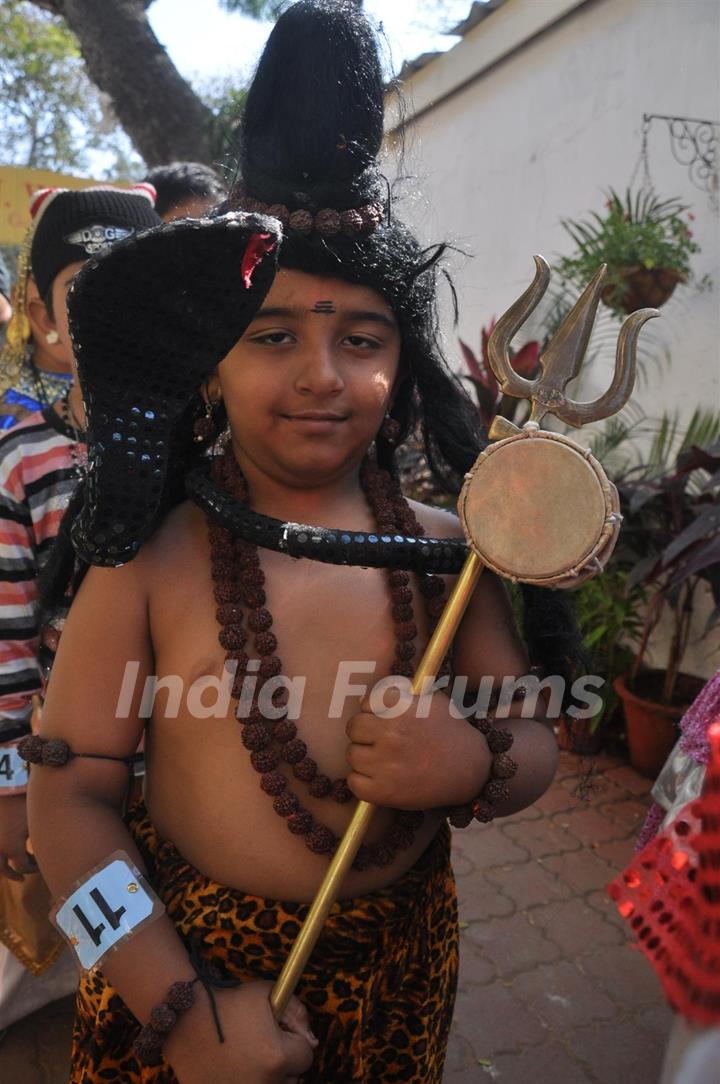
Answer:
239, 0, 386, 210
224, 1, 484, 487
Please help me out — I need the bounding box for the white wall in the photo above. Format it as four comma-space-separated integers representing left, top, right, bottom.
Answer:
387, 0, 719, 419
387, 0, 720, 677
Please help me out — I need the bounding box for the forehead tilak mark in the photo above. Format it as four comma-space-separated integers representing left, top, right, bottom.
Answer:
310, 300, 336, 314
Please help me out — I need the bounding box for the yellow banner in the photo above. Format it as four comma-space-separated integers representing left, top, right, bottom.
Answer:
0, 166, 102, 245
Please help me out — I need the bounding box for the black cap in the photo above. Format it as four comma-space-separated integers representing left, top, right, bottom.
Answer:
29, 184, 161, 298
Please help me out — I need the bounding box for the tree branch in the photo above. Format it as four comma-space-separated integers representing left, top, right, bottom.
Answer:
30, 0, 156, 13
28, 0, 214, 165
27, 1, 65, 13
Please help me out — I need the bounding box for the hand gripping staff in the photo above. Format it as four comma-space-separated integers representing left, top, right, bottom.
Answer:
270, 255, 658, 1017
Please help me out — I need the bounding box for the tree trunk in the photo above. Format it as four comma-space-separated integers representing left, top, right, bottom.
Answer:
34, 0, 215, 166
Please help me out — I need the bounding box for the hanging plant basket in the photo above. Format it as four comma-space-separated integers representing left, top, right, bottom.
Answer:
558, 188, 702, 317
601, 266, 685, 314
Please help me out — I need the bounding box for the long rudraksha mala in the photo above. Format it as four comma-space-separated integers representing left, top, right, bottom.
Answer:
207, 444, 451, 871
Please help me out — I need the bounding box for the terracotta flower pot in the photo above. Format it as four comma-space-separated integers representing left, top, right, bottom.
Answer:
614, 671, 705, 779
601, 266, 685, 314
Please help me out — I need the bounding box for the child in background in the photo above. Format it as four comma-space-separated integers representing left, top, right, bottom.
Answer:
143, 161, 227, 221
0, 184, 160, 1031
0, 231, 73, 431
610, 713, 720, 1084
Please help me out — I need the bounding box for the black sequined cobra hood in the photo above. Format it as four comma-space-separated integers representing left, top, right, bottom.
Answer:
67, 212, 281, 565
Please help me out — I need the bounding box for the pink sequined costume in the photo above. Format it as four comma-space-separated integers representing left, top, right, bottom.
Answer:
635, 670, 720, 851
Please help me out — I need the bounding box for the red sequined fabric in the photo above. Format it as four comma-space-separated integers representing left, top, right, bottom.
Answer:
608, 719, 720, 1025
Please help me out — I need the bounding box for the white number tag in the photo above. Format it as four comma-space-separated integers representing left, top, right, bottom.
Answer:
50, 852, 164, 971
0, 742, 29, 794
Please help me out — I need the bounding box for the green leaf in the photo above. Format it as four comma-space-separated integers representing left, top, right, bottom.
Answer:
584, 626, 608, 647
218, 0, 281, 15
220, 0, 363, 12
0, 0, 138, 173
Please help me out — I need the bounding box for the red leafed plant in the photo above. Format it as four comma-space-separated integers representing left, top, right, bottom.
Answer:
397, 321, 540, 507
460, 319, 540, 430
614, 427, 720, 706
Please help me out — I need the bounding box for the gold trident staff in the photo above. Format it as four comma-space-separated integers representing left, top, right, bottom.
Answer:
270, 255, 658, 1017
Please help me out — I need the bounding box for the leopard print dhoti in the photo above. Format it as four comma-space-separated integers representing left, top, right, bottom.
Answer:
70, 801, 459, 1082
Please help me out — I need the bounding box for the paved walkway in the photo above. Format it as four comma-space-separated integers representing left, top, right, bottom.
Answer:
0, 751, 670, 1083
446, 751, 670, 1083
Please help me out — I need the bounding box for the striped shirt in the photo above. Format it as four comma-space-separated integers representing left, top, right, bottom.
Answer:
0, 407, 82, 739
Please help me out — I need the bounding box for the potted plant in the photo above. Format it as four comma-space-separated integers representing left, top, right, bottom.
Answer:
561, 569, 648, 755
612, 424, 720, 776
557, 187, 702, 316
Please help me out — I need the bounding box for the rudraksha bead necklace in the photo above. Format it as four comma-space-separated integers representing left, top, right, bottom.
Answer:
208, 444, 450, 870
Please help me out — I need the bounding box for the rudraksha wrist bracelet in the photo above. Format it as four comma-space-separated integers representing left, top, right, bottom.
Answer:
133, 977, 202, 1067
133, 949, 234, 1068
446, 720, 518, 828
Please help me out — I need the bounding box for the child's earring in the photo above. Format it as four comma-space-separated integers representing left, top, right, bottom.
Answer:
45, 330, 59, 345
381, 413, 401, 446
193, 397, 220, 443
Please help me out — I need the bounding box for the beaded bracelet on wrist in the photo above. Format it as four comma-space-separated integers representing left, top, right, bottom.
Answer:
446, 720, 518, 828
133, 977, 201, 1067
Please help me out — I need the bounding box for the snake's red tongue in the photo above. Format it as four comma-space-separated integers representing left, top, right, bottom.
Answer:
241, 232, 276, 289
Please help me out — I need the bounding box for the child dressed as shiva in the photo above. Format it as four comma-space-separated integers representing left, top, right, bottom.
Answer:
0, 185, 161, 1030
27, 4, 617, 1082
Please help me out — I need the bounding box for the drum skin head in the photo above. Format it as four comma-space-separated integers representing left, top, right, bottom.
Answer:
459, 431, 610, 583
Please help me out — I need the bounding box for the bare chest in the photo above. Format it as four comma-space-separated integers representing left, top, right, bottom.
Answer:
139, 510, 444, 900
148, 536, 429, 724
